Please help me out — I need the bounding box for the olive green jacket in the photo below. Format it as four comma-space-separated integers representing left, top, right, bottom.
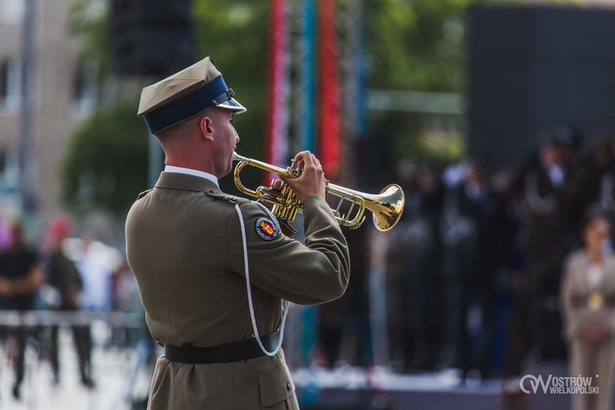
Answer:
125, 172, 350, 409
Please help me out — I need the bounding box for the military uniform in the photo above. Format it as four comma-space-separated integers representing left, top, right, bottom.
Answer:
127, 56, 350, 409
126, 171, 350, 409
561, 249, 615, 410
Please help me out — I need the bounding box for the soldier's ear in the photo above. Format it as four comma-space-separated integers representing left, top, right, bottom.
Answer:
200, 116, 214, 142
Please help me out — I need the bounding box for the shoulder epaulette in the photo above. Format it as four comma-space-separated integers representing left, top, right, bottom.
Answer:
137, 189, 152, 200
205, 191, 250, 204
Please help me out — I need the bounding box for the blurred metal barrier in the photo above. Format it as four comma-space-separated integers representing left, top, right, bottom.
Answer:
0, 310, 144, 328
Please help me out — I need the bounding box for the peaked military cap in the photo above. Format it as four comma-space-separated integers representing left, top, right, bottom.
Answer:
137, 56, 246, 134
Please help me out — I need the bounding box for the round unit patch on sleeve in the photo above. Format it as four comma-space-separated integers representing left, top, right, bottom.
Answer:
255, 217, 279, 241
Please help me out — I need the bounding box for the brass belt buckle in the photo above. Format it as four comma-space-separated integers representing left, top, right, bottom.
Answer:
588, 291, 604, 311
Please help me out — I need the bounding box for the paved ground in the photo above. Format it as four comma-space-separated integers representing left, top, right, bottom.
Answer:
0, 324, 154, 410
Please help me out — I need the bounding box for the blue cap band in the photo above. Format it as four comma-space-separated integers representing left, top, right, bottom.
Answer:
143, 75, 229, 134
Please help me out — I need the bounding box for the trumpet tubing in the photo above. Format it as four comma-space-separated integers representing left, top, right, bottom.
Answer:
232, 152, 404, 231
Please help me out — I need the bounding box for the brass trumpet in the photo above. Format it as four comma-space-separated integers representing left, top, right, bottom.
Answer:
233, 152, 405, 231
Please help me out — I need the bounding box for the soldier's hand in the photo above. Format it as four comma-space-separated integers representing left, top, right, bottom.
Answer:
280, 151, 326, 201
257, 179, 284, 211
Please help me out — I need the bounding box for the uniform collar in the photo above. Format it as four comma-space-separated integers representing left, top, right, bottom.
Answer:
155, 171, 222, 194
164, 165, 219, 187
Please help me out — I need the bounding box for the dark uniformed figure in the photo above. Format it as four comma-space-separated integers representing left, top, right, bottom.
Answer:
386, 162, 443, 372
504, 127, 582, 376
439, 160, 510, 380
46, 216, 94, 388
125, 56, 350, 409
0, 222, 44, 399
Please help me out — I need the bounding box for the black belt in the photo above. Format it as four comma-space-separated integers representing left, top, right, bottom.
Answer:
571, 294, 615, 308
164, 331, 280, 364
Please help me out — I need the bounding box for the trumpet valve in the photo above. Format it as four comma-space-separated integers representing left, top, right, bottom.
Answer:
287, 160, 302, 177
271, 183, 302, 222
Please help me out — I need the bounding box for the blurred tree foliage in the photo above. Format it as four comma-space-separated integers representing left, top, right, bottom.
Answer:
367, 0, 471, 91
67, 0, 112, 77
364, 0, 486, 167
62, 99, 148, 216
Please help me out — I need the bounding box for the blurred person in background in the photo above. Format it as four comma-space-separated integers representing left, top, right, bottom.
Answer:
46, 215, 94, 388
504, 127, 582, 377
584, 137, 615, 213
111, 260, 157, 408
0, 215, 13, 250
343, 227, 372, 367
438, 159, 510, 380
0, 221, 44, 399
561, 209, 615, 410
442, 158, 469, 190
386, 160, 443, 372
112, 260, 145, 346
318, 276, 346, 368
76, 235, 123, 313
557, 127, 596, 233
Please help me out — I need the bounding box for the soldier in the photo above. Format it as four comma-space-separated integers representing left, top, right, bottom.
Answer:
439, 159, 510, 379
504, 127, 582, 377
561, 210, 615, 410
125, 56, 350, 409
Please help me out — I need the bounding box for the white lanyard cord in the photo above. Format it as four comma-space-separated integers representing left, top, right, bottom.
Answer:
234, 202, 288, 356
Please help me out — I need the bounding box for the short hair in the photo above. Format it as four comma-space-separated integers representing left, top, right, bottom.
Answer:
155, 109, 210, 146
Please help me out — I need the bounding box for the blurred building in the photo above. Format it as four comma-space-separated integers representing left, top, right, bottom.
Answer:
0, 0, 109, 223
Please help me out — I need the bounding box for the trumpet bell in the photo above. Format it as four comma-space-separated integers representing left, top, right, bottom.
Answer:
368, 184, 405, 232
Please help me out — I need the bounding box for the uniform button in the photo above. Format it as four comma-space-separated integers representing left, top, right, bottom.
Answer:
286, 382, 291, 391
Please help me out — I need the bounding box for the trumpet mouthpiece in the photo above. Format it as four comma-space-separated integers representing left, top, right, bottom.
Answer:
233, 152, 249, 163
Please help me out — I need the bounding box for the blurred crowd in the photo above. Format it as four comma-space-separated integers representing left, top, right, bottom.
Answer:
313, 125, 615, 390
0, 214, 143, 400
382, 125, 615, 381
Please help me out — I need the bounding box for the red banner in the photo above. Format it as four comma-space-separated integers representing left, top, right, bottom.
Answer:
264, 0, 289, 184
318, 0, 341, 176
